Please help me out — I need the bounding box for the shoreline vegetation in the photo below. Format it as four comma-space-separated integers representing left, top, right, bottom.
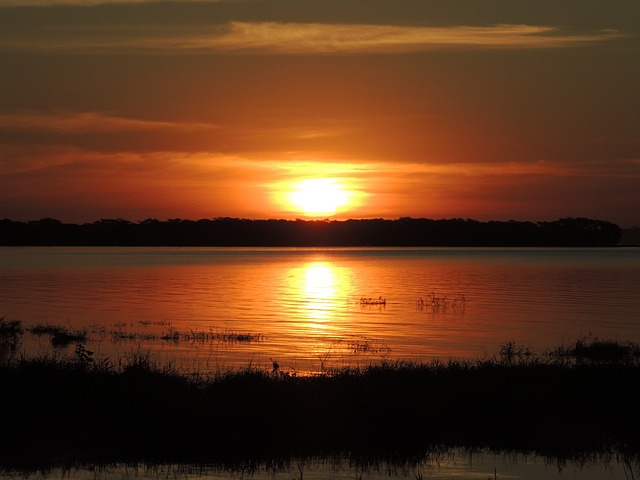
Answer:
2, 316, 640, 471
0, 216, 625, 246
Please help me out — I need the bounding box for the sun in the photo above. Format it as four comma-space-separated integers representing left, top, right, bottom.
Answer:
289, 178, 350, 216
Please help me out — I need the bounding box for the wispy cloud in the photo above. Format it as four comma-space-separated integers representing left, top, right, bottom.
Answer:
0, 0, 227, 6
0, 21, 624, 54
0, 110, 217, 133
206, 22, 624, 53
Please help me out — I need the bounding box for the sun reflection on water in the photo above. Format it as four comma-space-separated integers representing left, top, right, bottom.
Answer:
304, 263, 334, 299
301, 263, 337, 326
283, 261, 353, 335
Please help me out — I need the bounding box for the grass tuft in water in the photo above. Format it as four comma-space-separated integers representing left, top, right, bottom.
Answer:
28, 324, 88, 346
156, 327, 262, 344
357, 296, 387, 306
0, 317, 23, 362
499, 340, 534, 362
550, 336, 640, 364
0, 317, 23, 337
416, 293, 466, 312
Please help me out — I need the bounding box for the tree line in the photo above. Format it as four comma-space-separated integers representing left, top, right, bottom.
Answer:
0, 217, 622, 246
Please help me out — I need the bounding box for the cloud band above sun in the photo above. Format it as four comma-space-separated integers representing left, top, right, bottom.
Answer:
0, 21, 623, 54
210, 23, 624, 54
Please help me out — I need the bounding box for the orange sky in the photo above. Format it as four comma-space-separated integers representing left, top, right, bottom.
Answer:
0, 0, 639, 225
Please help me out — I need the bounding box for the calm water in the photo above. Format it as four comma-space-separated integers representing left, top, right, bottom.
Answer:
1, 247, 639, 372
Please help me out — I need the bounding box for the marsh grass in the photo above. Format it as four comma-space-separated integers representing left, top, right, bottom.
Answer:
416, 293, 466, 313
28, 324, 88, 346
346, 336, 391, 356
0, 317, 23, 337
499, 340, 535, 362
354, 296, 387, 306
2, 338, 639, 469
4, 318, 261, 355
0, 317, 23, 362
159, 327, 261, 343
110, 326, 263, 344
315, 336, 392, 372
111, 329, 154, 341
550, 336, 640, 364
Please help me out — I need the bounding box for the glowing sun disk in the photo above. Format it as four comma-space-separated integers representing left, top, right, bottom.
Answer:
289, 178, 350, 216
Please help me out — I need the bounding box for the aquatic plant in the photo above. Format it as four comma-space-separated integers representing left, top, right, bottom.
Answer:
499, 340, 534, 362
0, 317, 23, 338
29, 324, 88, 346
0, 317, 23, 363
358, 296, 387, 306
162, 327, 263, 344
121, 348, 155, 373
111, 329, 139, 341
138, 320, 172, 327
109, 326, 263, 344
550, 336, 640, 364
416, 293, 466, 312
347, 336, 391, 356
315, 336, 392, 373
347, 296, 387, 306
218, 331, 262, 342
160, 327, 181, 342
74, 343, 94, 366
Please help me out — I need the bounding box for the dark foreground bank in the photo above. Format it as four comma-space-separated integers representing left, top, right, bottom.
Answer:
1, 339, 639, 469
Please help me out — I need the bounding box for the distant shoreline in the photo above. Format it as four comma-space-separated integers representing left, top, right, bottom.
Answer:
0, 217, 624, 247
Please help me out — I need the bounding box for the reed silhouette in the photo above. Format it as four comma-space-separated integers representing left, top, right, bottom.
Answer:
1, 333, 639, 469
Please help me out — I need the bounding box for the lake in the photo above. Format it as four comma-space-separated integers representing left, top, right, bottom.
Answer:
1, 246, 639, 373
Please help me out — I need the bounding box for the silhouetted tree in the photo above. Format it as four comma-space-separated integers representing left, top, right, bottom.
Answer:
0, 217, 623, 247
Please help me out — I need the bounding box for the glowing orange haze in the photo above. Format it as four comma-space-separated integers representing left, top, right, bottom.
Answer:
0, 1, 638, 226
1, 142, 634, 223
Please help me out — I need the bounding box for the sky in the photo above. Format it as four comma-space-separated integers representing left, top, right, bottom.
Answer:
1, 0, 639, 226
